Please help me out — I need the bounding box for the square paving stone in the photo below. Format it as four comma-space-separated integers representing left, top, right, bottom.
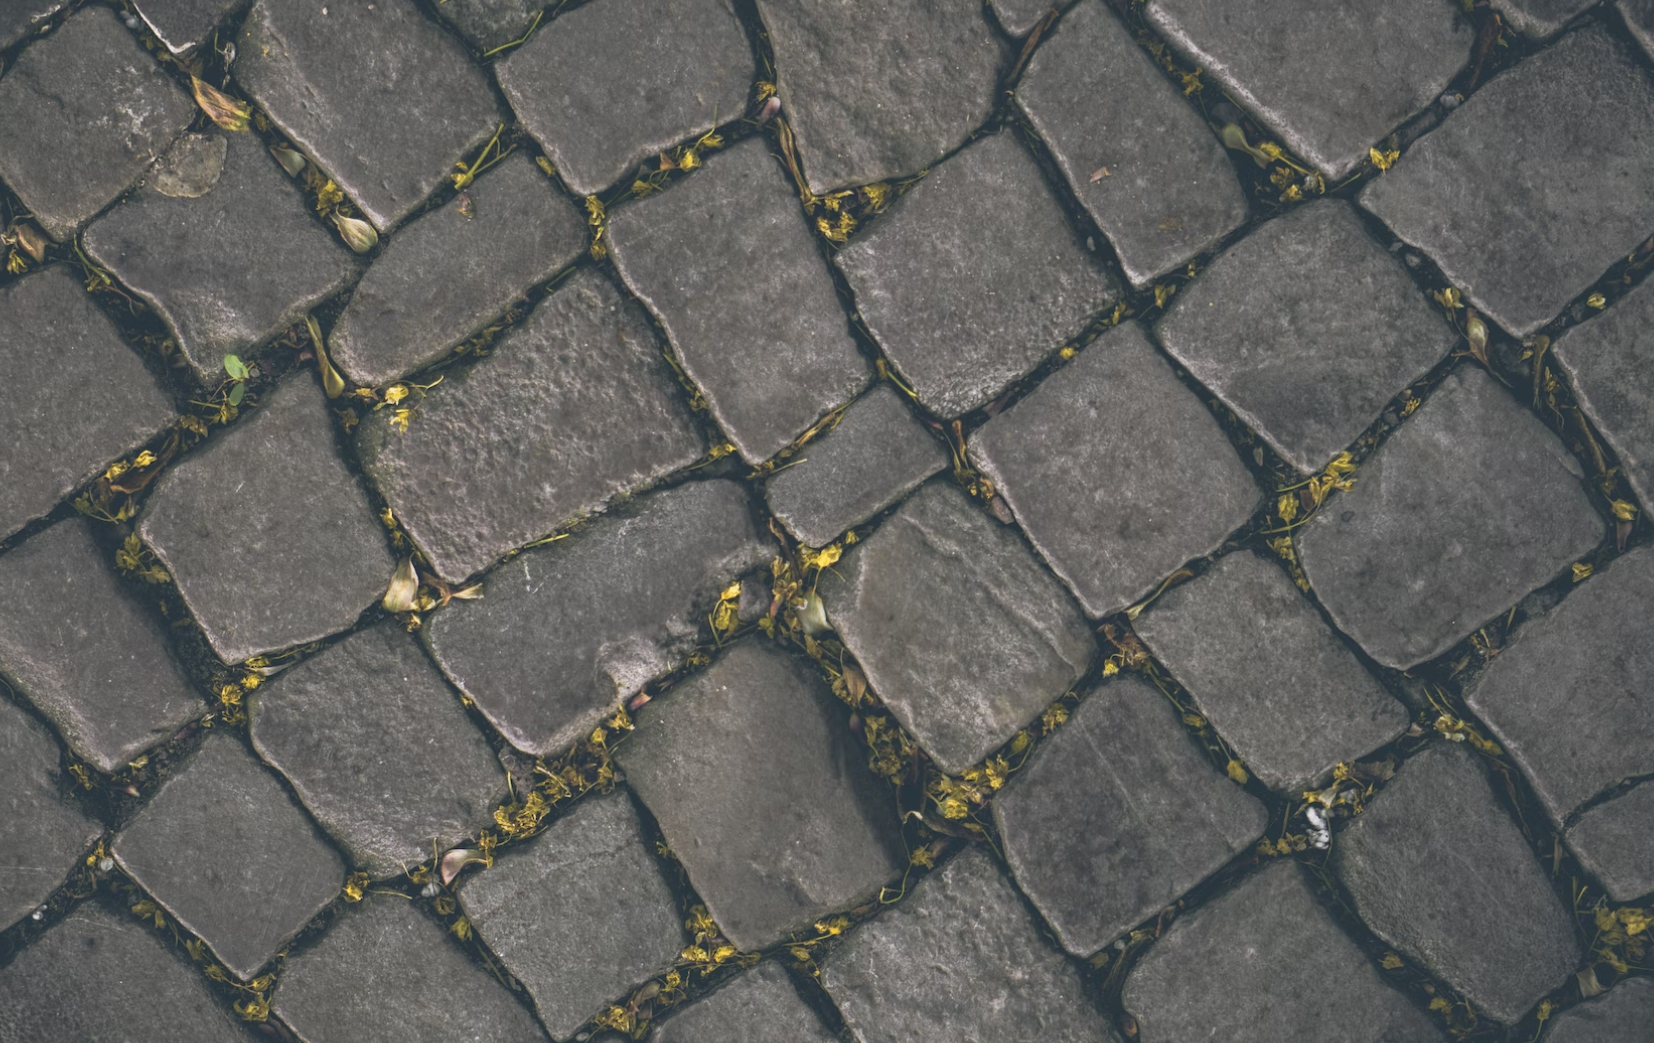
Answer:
140, 374, 397, 665
835, 132, 1118, 419
1156, 200, 1458, 474
273, 896, 547, 1043
458, 791, 684, 1040
1146, 0, 1471, 180
1297, 367, 1604, 670
819, 479, 1096, 775
0, 266, 176, 542
0, 5, 196, 240
1016, 0, 1249, 288
653, 962, 837, 1043
0, 697, 101, 932
132, 0, 244, 53
970, 322, 1262, 619
1491, 0, 1595, 38
764, 383, 950, 547
112, 732, 345, 980
993, 676, 1267, 956
250, 621, 508, 879
495, 0, 753, 197
1551, 274, 1654, 509
1544, 976, 1654, 1043
357, 268, 706, 584
431, 0, 543, 52
235, 0, 501, 231
1122, 860, 1442, 1043
0, 519, 203, 775
1360, 25, 1654, 337
1330, 743, 1581, 1024
84, 130, 359, 382
1566, 781, 1654, 902
1134, 550, 1410, 794
0, 0, 64, 49
424, 479, 770, 757
607, 137, 871, 464
820, 846, 1115, 1043
617, 640, 906, 951
754, 0, 1002, 195
1627, 0, 1654, 59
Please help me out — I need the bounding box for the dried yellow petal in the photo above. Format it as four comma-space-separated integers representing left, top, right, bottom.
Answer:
190, 76, 251, 132
383, 556, 418, 612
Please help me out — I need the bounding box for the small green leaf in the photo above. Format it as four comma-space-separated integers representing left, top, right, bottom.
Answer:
228, 382, 245, 406
223, 354, 249, 380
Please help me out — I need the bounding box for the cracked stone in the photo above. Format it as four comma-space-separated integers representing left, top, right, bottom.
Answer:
112, 732, 344, 980
1545, 976, 1654, 1043
1017, 0, 1249, 287
0, 0, 64, 49
430, 0, 542, 52
1146, 0, 1471, 180
608, 137, 870, 464
1626, 0, 1654, 59
249, 621, 508, 879
496, 0, 752, 197
424, 479, 770, 756
132, 0, 244, 53
971, 322, 1261, 619
0, 698, 100, 932
993, 676, 1267, 955
1567, 782, 1654, 902
1360, 25, 1654, 336
1331, 743, 1581, 1023
1298, 367, 1604, 669
1156, 200, 1457, 474
1491, 0, 1595, 38
235, 0, 501, 231
654, 962, 837, 1043
836, 133, 1118, 418
140, 375, 396, 665
820, 479, 1095, 775
1551, 275, 1654, 509
357, 268, 706, 584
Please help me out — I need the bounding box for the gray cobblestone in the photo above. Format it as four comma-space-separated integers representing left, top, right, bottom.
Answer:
0, 697, 101, 932
1544, 976, 1654, 1043
132, 0, 243, 54
1552, 275, 1654, 509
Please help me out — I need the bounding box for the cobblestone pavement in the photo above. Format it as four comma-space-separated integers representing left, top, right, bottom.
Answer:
2, 1, 1653, 1041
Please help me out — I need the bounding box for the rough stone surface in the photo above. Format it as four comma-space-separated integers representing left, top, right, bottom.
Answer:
994, 677, 1267, 955
0, 698, 101, 931
608, 137, 870, 464
358, 268, 705, 584
971, 322, 1261, 618
1123, 861, 1442, 1043
1017, 0, 1249, 287
150, 132, 229, 199
236, 0, 501, 231
249, 622, 509, 878
329, 153, 587, 386
765, 384, 949, 546
1544, 976, 1654, 1043
1360, 25, 1654, 336
0, 5, 195, 239
654, 962, 837, 1043
990, 0, 1054, 35
458, 792, 683, 1040
1156, 200, 1458, 473
141, 375, 396, 665
0, 0, 64, 49
836, 133, 1118, 418
431, 0, 542, 52
1298, 367, 1604, 669
1492, 0, 1595, 38
113, 733, 345, 980
496, 0, 753, 197
133, 0, 243, 53
754, 0, 1002, 194
1147, 0, 1471, 180
0, 519, 202, 775
1331, 744, 1582, 1024
0, 267, 176, 542
1626, 0, 1654, 59
1567, 782, 1654, 902
821, 480, 1096, 775
1552, 275, 1654, 509
84, 130, 358, 382
821, 847, 1114, 1043
1135, 551, 1409, 793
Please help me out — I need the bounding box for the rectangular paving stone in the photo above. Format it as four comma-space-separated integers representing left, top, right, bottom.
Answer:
820, 479, 1096, 775
835, 132, 1118, 419
0, 0, 64, 49
608, 137, 871, 464
654, 962, 837, 1043
1017, 0, 1249, 287
430, 0, 542, 52
133, 0, 243, 53
971, 322, 1262, 619
1492, 0, 1595, 38
0, 697, 101, 932
1566, 781, 1654, 903
1360, 25, 1654, 336
357, 268, 706, 583
1544, 974, 1654, 1043
1552, 275, 1654, 509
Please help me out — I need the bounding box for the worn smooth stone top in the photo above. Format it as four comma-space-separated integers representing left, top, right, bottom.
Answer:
1298, 367, 1604, 669
1491, 0, 1595, 38
1567, 782, 1654, 902
608, 137, 871, 464
0, 698, 101, 932
821, 480, 1096, 775
755, 0, 1001, 195
836, 132, 1118, 419
1147, 0, 1471, 180
1361, 25, 1654, 337
1626, 0, 1654, 59
236, 0, 501, 231
132, 0, 243, 53
430, 0, 541, 51
1552, 276, 1654, 509
329, 153, 587, 386
1331, 744, 1581, 1023
654, 962, 837, 1043
1156, 200, 1457, 474
1017, 0, 1249, 287
619, 641, 905, 951
972, 322, 1262, 619
0, 267, 176, 542
496, 0, 753, 197
1545, 976, 1654, 1043
0, 0, 64, 49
